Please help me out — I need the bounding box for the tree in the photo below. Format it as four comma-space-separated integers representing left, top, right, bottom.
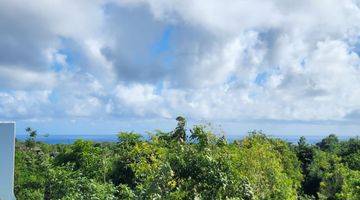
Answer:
336, 167, 360, 200
339, 137, 360, 170
14, 120, 360, 200
172, 116, 187, 143
15, 130, 50, 200
316, 134, 340, 154
296, 136, 316, 196
117, 132, 142, 150
46, 165, 116, 200
228, 132, 302, 199
25, 127, 37, 148
189, 125, 217, 150
54, 140, 105, 181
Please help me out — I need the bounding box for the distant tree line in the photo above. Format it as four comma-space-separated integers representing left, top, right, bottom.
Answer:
15, 117, 360, 199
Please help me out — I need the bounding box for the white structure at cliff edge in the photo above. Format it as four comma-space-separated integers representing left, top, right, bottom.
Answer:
0, 122, 16, 200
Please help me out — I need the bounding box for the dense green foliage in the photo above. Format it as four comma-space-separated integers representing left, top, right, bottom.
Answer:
15, 118, 359, 199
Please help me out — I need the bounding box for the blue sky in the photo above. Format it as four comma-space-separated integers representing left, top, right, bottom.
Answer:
1, 0, 360, 136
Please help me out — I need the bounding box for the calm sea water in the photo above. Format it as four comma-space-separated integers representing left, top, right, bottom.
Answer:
16, 134, 354, 145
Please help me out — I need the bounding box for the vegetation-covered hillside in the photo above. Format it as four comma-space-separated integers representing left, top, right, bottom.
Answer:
15, 117, 360, 199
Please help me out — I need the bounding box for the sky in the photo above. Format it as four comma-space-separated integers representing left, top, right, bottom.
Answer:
1, 0, 360, 136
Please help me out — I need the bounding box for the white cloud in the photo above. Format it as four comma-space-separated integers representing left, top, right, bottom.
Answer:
0, 66, 56, 89
1, 0, 360, 124
112, 83, 171, 118
0, 90, 51, 119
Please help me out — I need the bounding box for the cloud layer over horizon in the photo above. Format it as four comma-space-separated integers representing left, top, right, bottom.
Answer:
2, 0, 360, 126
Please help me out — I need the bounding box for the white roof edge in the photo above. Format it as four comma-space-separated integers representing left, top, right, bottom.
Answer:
0, 121, 16, 124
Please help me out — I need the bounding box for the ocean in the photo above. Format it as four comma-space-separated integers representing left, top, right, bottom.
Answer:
15, 134, 355, 145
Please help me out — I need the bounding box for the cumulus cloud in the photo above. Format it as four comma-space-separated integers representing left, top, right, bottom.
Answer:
0, 65, 56, 89
1, 0, 360, 124
0, 90, 51, 119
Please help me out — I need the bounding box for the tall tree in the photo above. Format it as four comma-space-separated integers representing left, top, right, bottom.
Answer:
172, 116, 187, 143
